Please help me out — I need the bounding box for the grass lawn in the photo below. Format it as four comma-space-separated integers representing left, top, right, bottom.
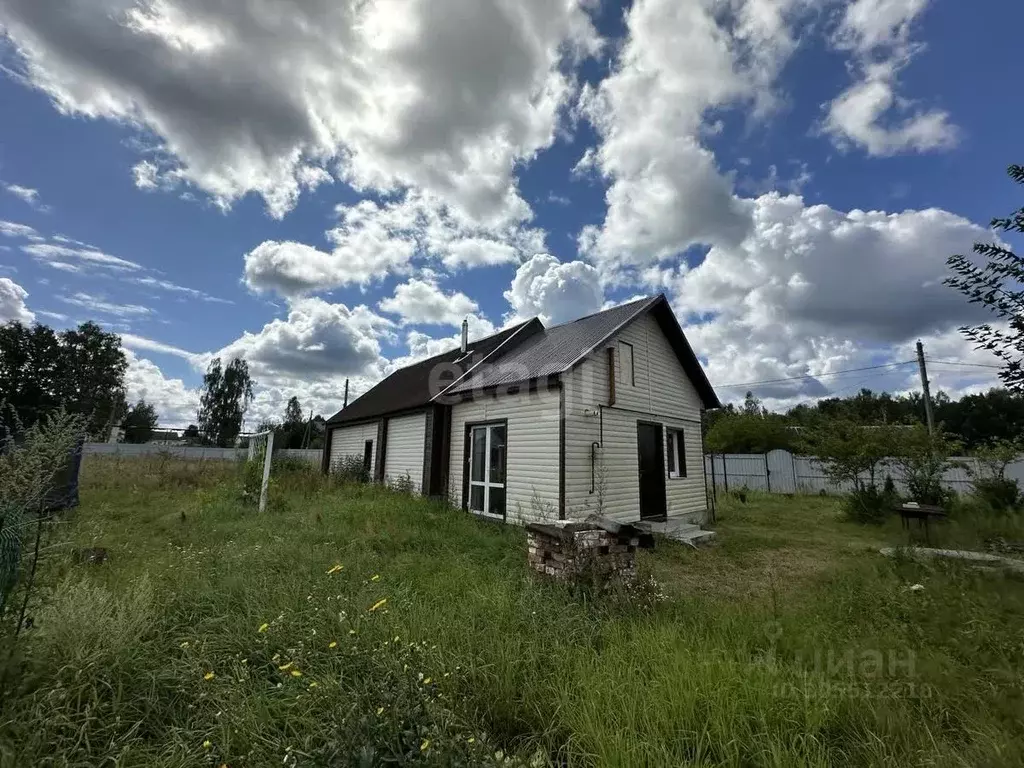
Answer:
1, 457, 1023, 767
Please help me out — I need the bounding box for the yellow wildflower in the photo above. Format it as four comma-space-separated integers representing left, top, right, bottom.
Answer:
423, 677, 432, 685
203, 672, 215, 681
258, 623, 269, 633
420, 739, 431, 752
368, 598, 387, 612
468, 737, 475, 744
308, 681, 318, 689
278, 661, 294, 671
241, 658, 248, 665
326, 564, 343, 575
202, 740, 212, 749
290, 669, 302, 677
180, 641, 189, 648
376, 707, 384, 716
328, 641, 337, 649
349, 629, 356, 635
370, 574, 381, 582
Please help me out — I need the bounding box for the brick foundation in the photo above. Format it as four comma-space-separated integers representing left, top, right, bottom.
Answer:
525, 523, 641, 582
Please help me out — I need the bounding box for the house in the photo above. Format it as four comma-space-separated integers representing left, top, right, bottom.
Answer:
322, 295, 721, 525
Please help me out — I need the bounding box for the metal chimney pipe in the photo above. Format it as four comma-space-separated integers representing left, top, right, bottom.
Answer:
461, 318, 468, 354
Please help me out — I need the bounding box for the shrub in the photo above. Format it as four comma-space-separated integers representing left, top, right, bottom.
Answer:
972, 477, 1021, 512
966, 439, 1023, 513
844, 485, 895, 524
333, 454, 370, 484
390, 473, 416, 495
889, 426, 959, 508
239, 455, 264, 505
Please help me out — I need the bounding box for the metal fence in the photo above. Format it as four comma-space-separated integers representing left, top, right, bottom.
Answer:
704, 449, 1024, 496
84, 444, 1024, 497
83, 443, 322, 464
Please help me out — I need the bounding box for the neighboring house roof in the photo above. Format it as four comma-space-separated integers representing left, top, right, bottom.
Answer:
325, 318, 542, 426
446, 294, 721, 409
326, 294, 720, 427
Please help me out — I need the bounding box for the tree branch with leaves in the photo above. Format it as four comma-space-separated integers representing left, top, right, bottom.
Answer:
945, 163, 1024, 392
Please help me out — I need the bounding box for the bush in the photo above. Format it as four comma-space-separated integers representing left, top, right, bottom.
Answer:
239, 455, 264, 505
389, 473, 416, 495
844, 485, 896, 525
972, 476, 1021, 512
333, 454, 370, 484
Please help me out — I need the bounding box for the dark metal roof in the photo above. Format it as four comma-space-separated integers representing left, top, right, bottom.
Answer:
444, 296, 658, 394
326, 294, 720, 425
325, 319, 542, 425
446, 294, 721, 409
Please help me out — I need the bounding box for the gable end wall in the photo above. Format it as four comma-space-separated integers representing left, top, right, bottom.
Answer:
563, 312, 707, 522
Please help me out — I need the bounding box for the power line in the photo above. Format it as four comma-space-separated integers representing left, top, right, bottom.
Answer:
716, 360, 917, 389
925, 358, 1003, 370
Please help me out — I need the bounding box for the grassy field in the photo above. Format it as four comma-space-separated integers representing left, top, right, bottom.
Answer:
1, 457, 1023, 767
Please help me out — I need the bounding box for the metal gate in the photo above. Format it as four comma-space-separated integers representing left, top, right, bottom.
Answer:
765, 449, 797, 493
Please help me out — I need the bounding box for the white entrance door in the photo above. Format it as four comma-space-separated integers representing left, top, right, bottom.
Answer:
468, 423, 507, 519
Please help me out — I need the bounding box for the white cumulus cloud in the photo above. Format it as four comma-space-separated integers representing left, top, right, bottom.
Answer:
0, 277, 35, 323
505, 253, 603, 326
378, 278, 479, 327
1, 0, 600, 221
823, 0, 958, 156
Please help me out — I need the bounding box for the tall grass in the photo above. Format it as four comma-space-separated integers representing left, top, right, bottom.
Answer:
0, 460, 1022, 766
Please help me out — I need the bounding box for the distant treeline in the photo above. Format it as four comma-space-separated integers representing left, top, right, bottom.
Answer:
705, 388, 1024, 454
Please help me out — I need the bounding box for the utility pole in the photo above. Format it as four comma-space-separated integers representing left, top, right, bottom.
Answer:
916, 340, 935, 436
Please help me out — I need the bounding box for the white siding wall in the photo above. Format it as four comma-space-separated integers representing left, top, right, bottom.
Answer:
329, 422, 379, 471
563, 312, 708, 522
448, 388, 560, 524
383, 413, 426, 493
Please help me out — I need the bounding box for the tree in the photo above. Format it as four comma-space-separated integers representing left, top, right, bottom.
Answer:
0, 320, 127, 438
705, 410, 796, 454
276, 396, 308, 449
58, 322, 129, 437
945, 163, 1024, 392
800, 419, 903, 493
742, 391, 766, 417
182, 424, 201, 445
0, 322, 62, 431
197, 358, 254, 448
283, 396, 303, 427
122, 400, 158, 444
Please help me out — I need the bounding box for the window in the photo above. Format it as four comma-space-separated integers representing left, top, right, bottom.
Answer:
666, 429, 686, 478
362, 440, 373, 475
467, 423, 507, 518
617, 341, 635, 386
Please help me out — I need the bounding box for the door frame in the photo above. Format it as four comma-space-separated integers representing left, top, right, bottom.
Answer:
462, 419, 509, 521
636, 420, 667, 520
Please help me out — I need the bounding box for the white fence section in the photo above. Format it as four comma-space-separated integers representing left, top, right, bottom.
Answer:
704, 449, 1024, 496
83, 443, 322, 464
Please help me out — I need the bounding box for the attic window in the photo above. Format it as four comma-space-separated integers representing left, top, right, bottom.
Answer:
617, 341, 634, 386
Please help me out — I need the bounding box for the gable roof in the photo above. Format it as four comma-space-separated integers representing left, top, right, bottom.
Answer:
446, 294, 721, 409
443, 295, 658, 395
326, 295, 720, 426
326, 318, 542, 426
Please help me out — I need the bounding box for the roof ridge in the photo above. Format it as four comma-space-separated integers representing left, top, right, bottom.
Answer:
545, 294, 660, 330
404, 318, 532, 368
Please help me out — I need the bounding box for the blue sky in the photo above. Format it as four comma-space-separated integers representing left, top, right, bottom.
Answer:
0, 0, 1019, 427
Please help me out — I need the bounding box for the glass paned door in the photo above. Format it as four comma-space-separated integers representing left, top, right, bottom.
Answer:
468, 424, 507, 518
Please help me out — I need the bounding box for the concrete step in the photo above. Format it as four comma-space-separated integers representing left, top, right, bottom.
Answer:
634, 519, 717, 548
